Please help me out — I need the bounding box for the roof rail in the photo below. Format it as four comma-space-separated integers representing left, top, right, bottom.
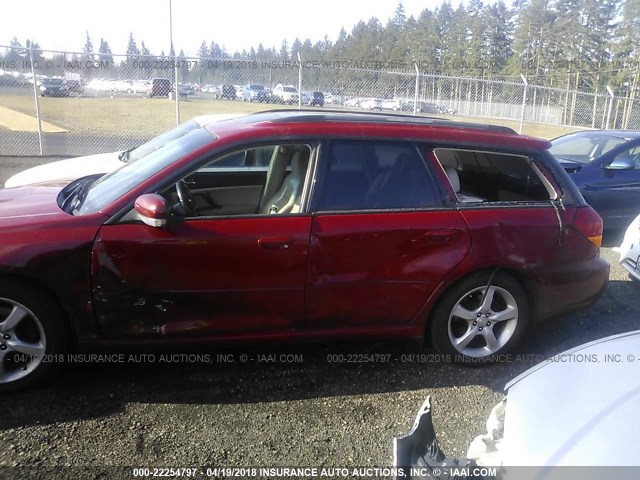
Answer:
246, 109, 518, 134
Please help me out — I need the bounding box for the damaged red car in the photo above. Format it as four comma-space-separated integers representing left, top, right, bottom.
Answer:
0, 111, 609, 392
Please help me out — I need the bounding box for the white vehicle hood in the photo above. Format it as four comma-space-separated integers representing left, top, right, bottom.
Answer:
493, 330, 640, 467
5, 151, 123, 188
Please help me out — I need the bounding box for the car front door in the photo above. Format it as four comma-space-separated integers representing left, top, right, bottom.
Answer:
304, 140, 471, 333
583, 143, 640, 229
91, 143, 314, 339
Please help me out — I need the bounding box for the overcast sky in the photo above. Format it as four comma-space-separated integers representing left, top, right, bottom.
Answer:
2, 0, 460, 56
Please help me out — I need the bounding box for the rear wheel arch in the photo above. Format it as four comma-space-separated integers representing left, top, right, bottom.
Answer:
426, 266, 537, 328
425, 267, 536, 362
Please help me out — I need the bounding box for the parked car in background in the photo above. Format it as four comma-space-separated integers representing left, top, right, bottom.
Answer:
108, 80, 128, 93
64, 79, 84, 95
344, 97, 361, 107
212, 84, 236, 100
128, 80, 149, 94
301, 91, 325, 106
0, 110, 608, 392
273, 84, 299, 104
382, 99, 402, 111
395, 330, 640, 476
147, 78, 172, 98
86, 78, 113, 92
324, 93, 344, 105
438, 105, 457, 115
402, 101, 440, 114
360, 98, 383, 110
4, 114, 246, 188
617, 212, 640, 282
178, 83, 194, 97
549, 130, 640, 230
242, 84, 268, 102
39, 77, 68, 97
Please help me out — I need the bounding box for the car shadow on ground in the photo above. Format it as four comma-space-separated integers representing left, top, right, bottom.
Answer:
4, 275, 640, 430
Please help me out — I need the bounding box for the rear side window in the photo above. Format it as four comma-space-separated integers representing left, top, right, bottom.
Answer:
433, 148, 555, 203
315, 140, 441, 211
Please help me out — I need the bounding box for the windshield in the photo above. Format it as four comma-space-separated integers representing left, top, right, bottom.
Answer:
126, 119, 203, 162
75, 127, 215, 215
283, 86, 297, 92
549, 133, 628, 163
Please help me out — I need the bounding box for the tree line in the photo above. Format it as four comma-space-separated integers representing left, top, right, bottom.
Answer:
2, 0, 639, 96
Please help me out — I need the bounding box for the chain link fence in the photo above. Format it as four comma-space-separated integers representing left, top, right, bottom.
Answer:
2, 46, 640, 157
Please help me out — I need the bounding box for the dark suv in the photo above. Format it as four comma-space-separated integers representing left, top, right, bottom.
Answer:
0, 110, 609, 392
39, 78, 68, 97
402, 101, 440, 113
216, 84, 236, 100
303, 91, 325, 106
147, 78, 172, 98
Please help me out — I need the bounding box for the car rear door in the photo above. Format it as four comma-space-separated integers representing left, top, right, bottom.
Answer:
304, 140, 471, 332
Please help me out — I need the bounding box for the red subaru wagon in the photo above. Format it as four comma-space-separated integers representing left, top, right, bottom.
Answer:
0, 111, 609, 392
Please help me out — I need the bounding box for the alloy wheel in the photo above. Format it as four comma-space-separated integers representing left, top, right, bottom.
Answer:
447, 285, 518, 358
0, 298, 47, 384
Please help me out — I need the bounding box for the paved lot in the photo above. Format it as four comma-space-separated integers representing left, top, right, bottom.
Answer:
1, 156, 639, 474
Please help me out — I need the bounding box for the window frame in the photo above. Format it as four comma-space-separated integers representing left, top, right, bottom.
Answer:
431, 146, 559, 207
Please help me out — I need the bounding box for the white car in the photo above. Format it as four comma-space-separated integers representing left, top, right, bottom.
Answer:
395, 330, 640, 476
344, 97, 361, 107
382, 99, 401, 111
128, 80, 149, 94
273, 84, 299, 104
86, 79, 114, 92
360, 98, 382, 110
4, 114, 245, 188
618, 213, 640, 281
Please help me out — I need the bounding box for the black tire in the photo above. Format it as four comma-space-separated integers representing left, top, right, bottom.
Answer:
430, 271, 528, 364
0, 280, 69, 394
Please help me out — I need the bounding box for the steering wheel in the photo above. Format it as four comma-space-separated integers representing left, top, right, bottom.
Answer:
176, 179, 199, 217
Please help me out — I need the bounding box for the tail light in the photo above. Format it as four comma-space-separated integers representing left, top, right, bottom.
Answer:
573, 206, 603, 248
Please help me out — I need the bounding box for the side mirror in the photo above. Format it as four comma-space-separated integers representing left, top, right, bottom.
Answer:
606, 158, 634, 170
134, 194, 168, 228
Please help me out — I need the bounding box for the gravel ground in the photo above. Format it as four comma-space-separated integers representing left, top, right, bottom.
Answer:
1, 157, 639, 478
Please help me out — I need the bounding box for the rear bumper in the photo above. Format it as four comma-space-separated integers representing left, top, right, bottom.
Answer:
620, 259, 640, 282
534, 256, 609, 322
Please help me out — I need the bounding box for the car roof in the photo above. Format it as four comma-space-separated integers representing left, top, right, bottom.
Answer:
204, 109, 551, 151
553, 130, 640, 141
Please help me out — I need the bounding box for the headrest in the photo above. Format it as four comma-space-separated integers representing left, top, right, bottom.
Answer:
291, 151, 309, 176
445, 167, 460, 192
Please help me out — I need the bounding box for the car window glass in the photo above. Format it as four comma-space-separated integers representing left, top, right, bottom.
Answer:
433, 148, 554, 203
129, 119, 201, 162
549, 134, 627, 163
200, 145, 276, 169
549, 136, 594, 158
77, 127, 215, 215
610, 146, 640, 169
316, 141, 440, 211
167, 143, 312, 218
602, 137, 628, 154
